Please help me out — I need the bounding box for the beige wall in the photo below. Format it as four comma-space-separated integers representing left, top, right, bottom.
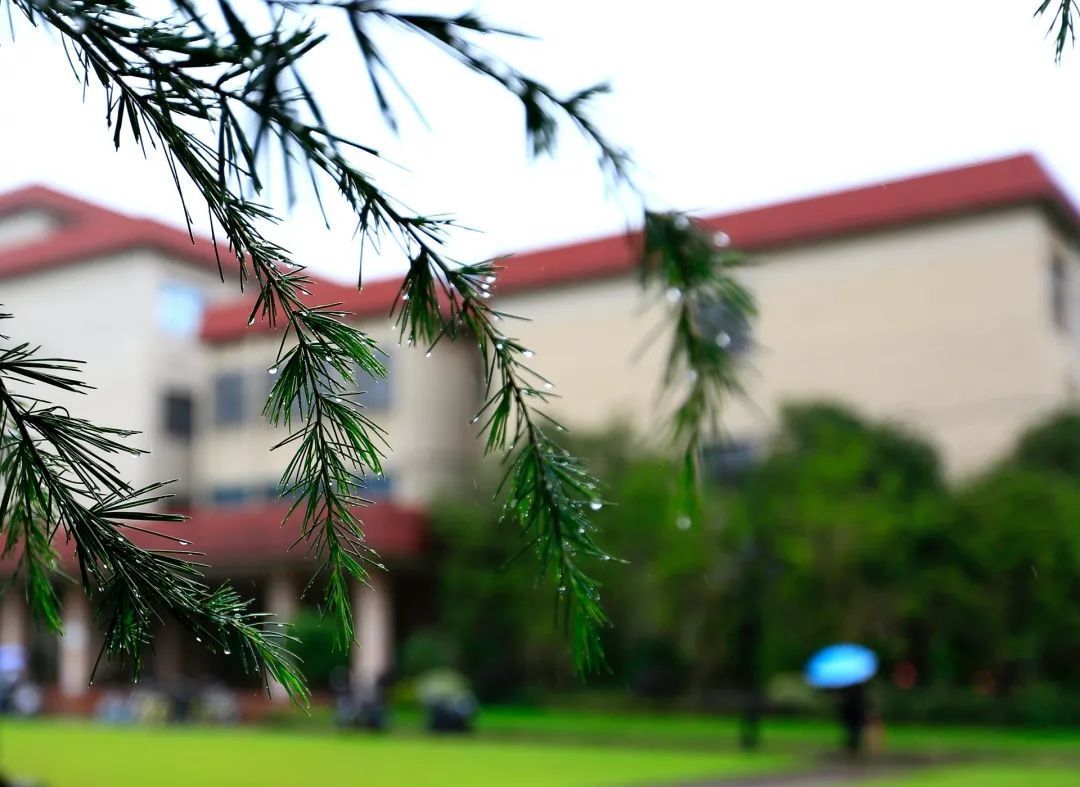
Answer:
198, 205, 1080, 490
498, 206, 1079, 476
2, 250, 230, 494
193, 322, 479, 505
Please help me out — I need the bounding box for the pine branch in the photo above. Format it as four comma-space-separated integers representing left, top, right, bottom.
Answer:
0, 319, 306, 702
1037, 0, 1076, 61
3, 0, 755, 672
390, 257, 615, 671
641, 212, 756, 526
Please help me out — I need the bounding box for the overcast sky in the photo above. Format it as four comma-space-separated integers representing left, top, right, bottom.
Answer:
3, 1, 1080, 283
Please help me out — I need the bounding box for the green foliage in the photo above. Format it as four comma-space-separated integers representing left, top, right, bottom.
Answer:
288, 610, 350, 688
740, 403, 948, 677
640, 213, 756, 525
398, 627, 459, 677
431, 427, 736, 699
430, 404, 1080, 720
0, 315, 303, 699
1037, 0, 1077, 60
930, 467, 1080, 688
1011, 408, 1080, 479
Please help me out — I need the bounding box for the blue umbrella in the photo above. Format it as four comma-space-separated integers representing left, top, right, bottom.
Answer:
805, 643, 877, 689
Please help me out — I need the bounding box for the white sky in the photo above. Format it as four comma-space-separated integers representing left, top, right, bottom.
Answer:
2, 1, 1080, 283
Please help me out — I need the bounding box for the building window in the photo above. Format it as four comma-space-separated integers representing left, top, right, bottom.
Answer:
1051, 255, 1068, 332
353, 474, 392, 498
694, 296, 753, 355
356, 354, 392, 410
702, 439, 759, 485
210, 486, 248, 507
157, 282, 205, 337
163, 391, 194, 440
214, 372, 246, 426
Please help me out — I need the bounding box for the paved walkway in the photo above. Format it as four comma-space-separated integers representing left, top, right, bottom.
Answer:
668, 766, 910, 786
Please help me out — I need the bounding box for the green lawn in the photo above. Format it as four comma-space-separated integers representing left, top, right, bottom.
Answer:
0, 720, 793, 787
3, 712, 1077, 786
469, 706, 1080, 757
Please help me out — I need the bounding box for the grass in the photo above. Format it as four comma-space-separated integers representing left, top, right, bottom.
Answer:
2, 710, 1077, 786
0, 720, 794, 787
467, 706, 1080, 756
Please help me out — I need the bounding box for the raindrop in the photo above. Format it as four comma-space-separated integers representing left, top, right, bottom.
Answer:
247, 317, 255, 326
333, 397, 342, 403
713, 230, 731, 247
674, 215, 691, 230
196, 636, 202, 643
522, 350, 534, 359
471, 416, 480, 424
589, 501, 603, 511
578, 527, 586, 535
480, 292, 492, 299
557, 585, 567, 593
601, 555, 612, 562
425, 351, 432, 358
716, 332, 732, 349
495, 343, 505, 351
224, 649, 231, 655
492, 315, 501, 321
543, 382, 554, 389
485, 275, 497, 283
71, 16, 88, 33
676, 515, 692, 531
178, 540, 191, 546
268, 366, 278, 376
402, 293, 410, 301
666, 288, 682, 303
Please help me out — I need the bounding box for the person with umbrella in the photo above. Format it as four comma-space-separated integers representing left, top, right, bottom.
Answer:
805, 643, 878, 756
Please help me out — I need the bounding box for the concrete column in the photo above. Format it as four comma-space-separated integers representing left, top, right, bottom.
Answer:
0, 588, 26, 649
266, 568, 299, 702
350, 573, 393, 691
59, 587, 92, 697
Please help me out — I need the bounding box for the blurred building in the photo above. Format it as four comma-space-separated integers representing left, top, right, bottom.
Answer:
0, 153, 1077, 707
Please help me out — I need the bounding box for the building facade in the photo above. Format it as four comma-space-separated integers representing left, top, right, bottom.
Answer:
1, 154, 1078, 707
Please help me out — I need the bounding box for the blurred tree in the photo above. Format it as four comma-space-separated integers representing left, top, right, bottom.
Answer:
1012, 409, 1080, 479
730, 403, 946, 746
428, 403, 1080, 726
430, 427, 734, 702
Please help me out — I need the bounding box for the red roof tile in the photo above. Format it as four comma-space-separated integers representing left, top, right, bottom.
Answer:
0, 501, 426, 575
3, 155, 1076, 342
0, 185, 224, 280
200, 153, 1080, 343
